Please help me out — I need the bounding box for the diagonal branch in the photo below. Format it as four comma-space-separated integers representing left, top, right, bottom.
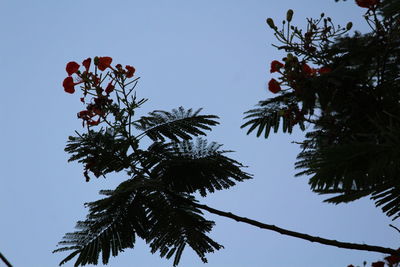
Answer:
0, 252, 12, 267
195, 203, 399, 256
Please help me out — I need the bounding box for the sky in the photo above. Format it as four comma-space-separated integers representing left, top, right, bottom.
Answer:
0, 1, 398, 267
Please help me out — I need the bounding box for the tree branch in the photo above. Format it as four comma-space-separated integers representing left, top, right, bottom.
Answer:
0, 252, 12, 267
390, 224, 400, 235
195, 203, 399, 256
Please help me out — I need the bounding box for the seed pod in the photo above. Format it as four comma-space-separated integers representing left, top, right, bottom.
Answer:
346, 22, 353, 30
266, 18, 276, 29
286, 9, 294, 22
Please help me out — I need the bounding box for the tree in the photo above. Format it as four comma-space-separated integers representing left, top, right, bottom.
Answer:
243, 0, 400, 220
54, 1, 400, 266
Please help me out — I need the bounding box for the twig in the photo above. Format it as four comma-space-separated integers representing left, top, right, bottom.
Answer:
389, 224, 400, 235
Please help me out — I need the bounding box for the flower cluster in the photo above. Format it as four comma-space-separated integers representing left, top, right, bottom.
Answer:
62, 56, 136, 126
267, 55, 332, 94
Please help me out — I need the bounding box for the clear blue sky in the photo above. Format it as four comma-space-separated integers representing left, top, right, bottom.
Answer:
0, 1, 398, 266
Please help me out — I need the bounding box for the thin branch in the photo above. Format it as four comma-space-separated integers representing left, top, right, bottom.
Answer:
0, 252, 12, 267
195, 203, 399, 256
390, 224, 400, 235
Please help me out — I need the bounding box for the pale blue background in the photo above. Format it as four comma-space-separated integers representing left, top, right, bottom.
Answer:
0, 1, 398, 267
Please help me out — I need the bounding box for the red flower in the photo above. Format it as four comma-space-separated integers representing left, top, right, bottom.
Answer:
97, 57, 112, 71
268, 78, 281, 93
87, 119, 100, 126
92, 107, 103, 116
347, 265, 355, 267
105, 82, 115, 94
355, 0, 379, 8
302, 63, 312, 75
385, 254, 400, 265
302, 63, 318, 76
77, 110, 92, 119
82, 58, 91, 71
318, 66, 332, 74
63, 77, 75, 94
125, 65, 135, 78
270, 60, 284, 73
66, 61, 80, 76
371, 261, 385, 267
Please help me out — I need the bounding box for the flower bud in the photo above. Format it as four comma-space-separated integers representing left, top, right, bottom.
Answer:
94, 56, 99, 65
346, 22, 353, 30
266, 18, 276, 29
286, 9, 294, 22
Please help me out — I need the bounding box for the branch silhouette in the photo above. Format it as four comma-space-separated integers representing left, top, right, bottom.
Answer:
0, 252, 12, 267
195, 203, 399, 256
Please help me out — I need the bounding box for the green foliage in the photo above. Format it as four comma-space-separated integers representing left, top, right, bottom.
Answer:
57, 75, 251, 267
65, 130, 133, 180
243, 1, 400, 219
150, 138, 252, 196
296, 116, 400, 219
134, 107, 219, 142
54, 178, 223, 266
242, 94, 306, 138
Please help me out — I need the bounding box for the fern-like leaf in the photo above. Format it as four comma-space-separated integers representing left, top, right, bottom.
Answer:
242, 94, 305, 138
65, 130, 133, 180
150, 138, 252, 196
134, 107, 219, 142
54, 178, 223, 266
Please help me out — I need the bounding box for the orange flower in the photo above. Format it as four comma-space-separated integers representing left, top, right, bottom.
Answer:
270, 60, 284, 73
66, 61, 80, 76
63, 77, 75, 94
355, 0, 379, 8
125, 65, 135, 78
97, 57, 112, 71
268, 78, 281, 93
